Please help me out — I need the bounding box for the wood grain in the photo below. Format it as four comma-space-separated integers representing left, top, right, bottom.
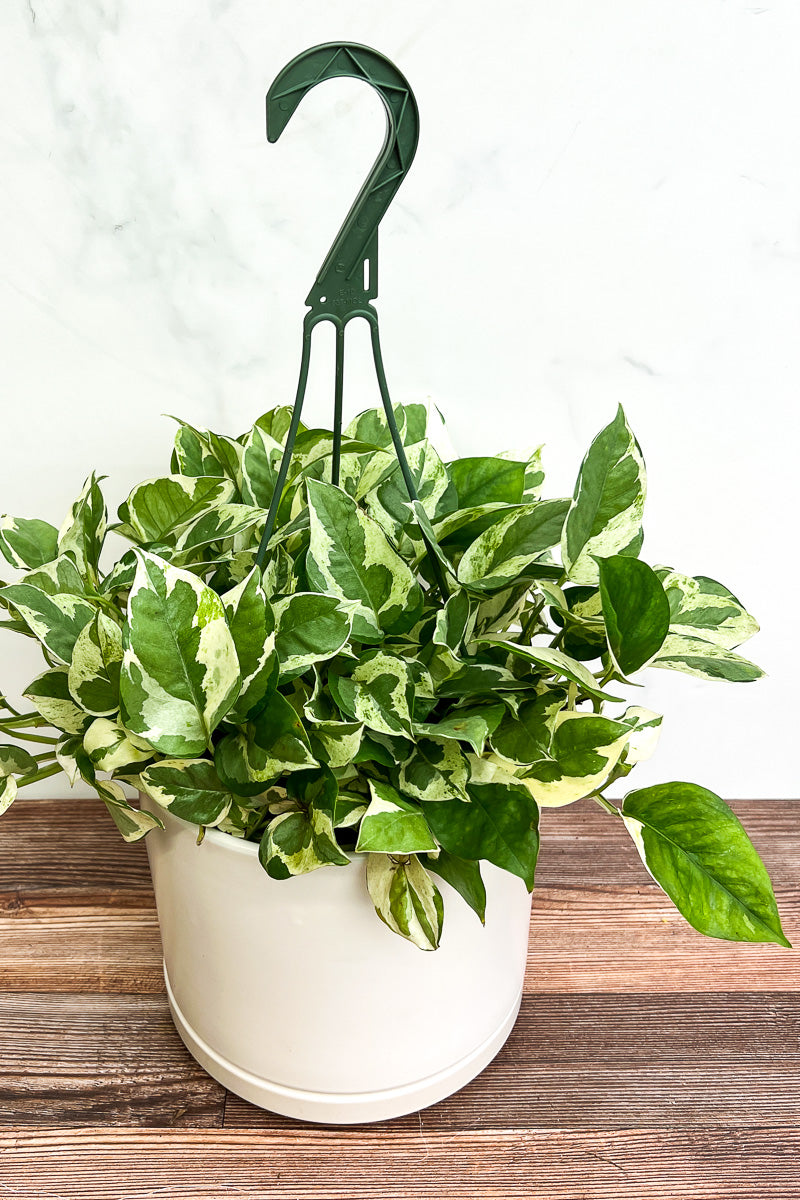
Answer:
0, 1128, 798, 1199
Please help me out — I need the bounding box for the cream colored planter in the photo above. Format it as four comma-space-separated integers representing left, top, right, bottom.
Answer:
142, 799, 532, 1124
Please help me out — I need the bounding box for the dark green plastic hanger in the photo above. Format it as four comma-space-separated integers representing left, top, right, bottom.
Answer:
254, 42, 446, 596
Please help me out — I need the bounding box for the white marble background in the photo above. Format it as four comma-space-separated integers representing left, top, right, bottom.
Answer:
1, 0, 797, 798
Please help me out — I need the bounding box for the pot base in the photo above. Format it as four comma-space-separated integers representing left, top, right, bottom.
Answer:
164, 963, 522, 1124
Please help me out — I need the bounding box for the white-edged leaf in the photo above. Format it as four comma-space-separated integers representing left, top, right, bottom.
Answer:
366, 852, 444, 950
356, 780, 437, 854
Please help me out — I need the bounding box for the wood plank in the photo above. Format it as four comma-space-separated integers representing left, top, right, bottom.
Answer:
0, 994, 225, 1127
0, 1127, 798, 1199
223, 992, 800, 1131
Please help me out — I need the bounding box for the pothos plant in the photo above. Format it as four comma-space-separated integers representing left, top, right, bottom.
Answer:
0, 402, 789, 952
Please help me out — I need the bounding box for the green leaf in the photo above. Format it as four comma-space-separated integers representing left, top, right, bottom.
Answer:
57, 473, 107, 580
172, 504, 265, 555
656, 568, 759, 650
366, 852, 444, 950
356, 780, 437, 854
221, 568, 277, 723
307, 718, 364, 770
520, 712, 631, 808
215, 692, 316, 792
330, 651, 415, 739
24, 667, 91, 735
422, 780, 539, 890
561, 405, 646, 585
115, 475, 236, 545
597, 555, 670, 675
259, 767, 349, 878
83, 716, 154, 772
447, 457, 526, 509
1, 558, 98, 664
119, 551, 241, 756
0, 744, 38, 778
371, 440, 450, 535
239, 424, 282, 507
458, 499, 570, 592
273, 592, 352, 681
305, 479, 423, 642
0, 517, 59, 571
68, 611, 124, 717
422, 849, 486, 924
399, 737, 470, 802
479, 640, 624, 703
652, 633, 764, 682
621, 783, 790, 946
140, 758, 235, 826
490, 692, 565, 765
416, 704, 504, 757
432, 589, 475, 654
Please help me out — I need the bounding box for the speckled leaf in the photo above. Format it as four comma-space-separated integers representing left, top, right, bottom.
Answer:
399, 737, 470, 802
140, 758, 234, 826
652, 633, 764, 682
458, 500, 570, 592
307, 719, 364, 769
215, 692, 316, 792
432, 589, 475, 653
57, 473, 107, 580
0, 744, 37, 778
120, 551, 241, 756
356, 780, 437, 854
366, 853, 443, 950
330, 651, 414, 739
305, 479, 423, 642
97, 778, 163, 843
273, 592, 352, 681
561, 406, 646, 585
656, 568, 760, 650
1, 557, 97, 665
68, 612, 124, 717
116, 475, 236, 545
259, 766, 348, 878
83, 716, 154, 773
24, 667, 91, 735
0, 775, 17, 815
520, 712, 631, 808
621, 783, 790, 946
221, 568, 277, 723
0, 517, 59, 571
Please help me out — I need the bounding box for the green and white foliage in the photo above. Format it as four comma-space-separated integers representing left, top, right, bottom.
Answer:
0, 401, 787, 954
561, 406, 645, 586
120, 551, 240, 756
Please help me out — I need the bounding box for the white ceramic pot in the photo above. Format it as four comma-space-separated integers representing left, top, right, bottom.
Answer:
142, 800, 532, 1124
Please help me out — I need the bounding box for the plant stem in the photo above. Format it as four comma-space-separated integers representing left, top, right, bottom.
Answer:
15, 763, 64, 789
593, 794, 620, 816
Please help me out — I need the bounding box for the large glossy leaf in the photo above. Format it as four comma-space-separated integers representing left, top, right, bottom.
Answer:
421, 849, 487, 923
656, 568, 759, 650
115, 475, 236, 545
422, 780, 539, 890
447, 457, 526, 509
305, 479, 423, 642
621, 783, 790, 946
120, 551, 241, 756
330, 651, 415, 739
561, 405, 645, 585
597, 555, 670, 675
273, 592, 352, 681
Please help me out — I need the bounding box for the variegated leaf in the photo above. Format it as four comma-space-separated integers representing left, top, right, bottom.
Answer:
221, 568, 277, 723
371, 440, 451, 537
273, 592, 352, 681
458, 500, 570, 592
305, 479, 423, 642
97, 778, 164, 843
24, 667, 91, 735
240, 424, 283, 507
561, 405, 646, 585
55, 734, 83, 786
57, 473, 107, 580
330, 651, 415, 738
172, 504, 265, 555
366, 852, 444, 950
399, 737, 470, 802
432, 589, 476, 654
519, 711, 631, 808
0, 775, 18, 815
652, 633, 764, 682
0, 744, 38, 778
215, 692, 316, 793
307, 719, 364, 769
139, 758, 234, 826
619, 706, 663, 765
0, 516, 59, 571
1, 557, 97, 665
120, 551, 241, 756
478, 639, 624, 703
356, 780, 437, 854
115, 475, 236, 545
83, 717, 154, 772
490, 692, 566, 765
259, 766, 348, 878
416, 704, 504, 757
68, 611, 124, 717
656, 568, 759, 650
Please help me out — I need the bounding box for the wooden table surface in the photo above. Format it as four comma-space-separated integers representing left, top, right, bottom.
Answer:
0, 797, 797, 1199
